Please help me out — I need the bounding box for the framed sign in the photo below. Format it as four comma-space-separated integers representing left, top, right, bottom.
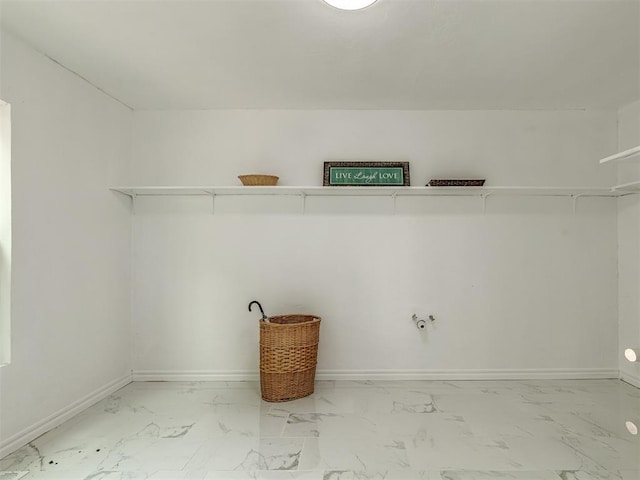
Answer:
323, 161, 410, 186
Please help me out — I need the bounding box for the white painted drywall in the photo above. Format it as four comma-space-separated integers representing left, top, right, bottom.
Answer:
0, 31, 132, 451
130, 110, 620, 377
617, 100, 640, 386
0, 99, 11, 366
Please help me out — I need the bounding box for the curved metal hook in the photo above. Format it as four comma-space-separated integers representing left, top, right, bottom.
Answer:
248, 300, 268, 321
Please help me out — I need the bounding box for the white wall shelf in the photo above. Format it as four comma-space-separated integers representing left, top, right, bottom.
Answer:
612, 180, 640, 193
110, 185, 633, 199
599, 145, 640, 164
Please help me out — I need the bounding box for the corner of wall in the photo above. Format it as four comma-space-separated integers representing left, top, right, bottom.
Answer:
616, 99, 640, 385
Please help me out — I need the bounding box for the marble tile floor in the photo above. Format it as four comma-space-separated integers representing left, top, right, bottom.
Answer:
1, 379, 639, 480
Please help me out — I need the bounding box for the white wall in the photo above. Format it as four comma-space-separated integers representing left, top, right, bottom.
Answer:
0, 31, 133, 455
0, 99, 11, 366
131, 110, 620, 379
130, 110, 617, 187
617, 100, 640, 387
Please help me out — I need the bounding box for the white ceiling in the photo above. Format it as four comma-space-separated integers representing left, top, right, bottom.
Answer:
1, 0, 638, 110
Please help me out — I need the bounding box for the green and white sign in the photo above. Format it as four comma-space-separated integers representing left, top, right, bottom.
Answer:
323, 162, 410, 186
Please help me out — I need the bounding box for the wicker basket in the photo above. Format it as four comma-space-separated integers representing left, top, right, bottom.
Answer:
238, 174, 279, 186
259, 314, 321, 402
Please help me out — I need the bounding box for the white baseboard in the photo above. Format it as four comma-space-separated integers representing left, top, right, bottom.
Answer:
315, 368, 619, 381
0, 373, 132, 459
132, 368, 619, 382
620, 370, 640, 389
132, 370, 259, 381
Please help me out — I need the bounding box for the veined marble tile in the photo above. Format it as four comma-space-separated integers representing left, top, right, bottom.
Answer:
203, 471, 323, 479
312, 381, 336, 392
371, 413, 473, 438
121, 382, 267, 414
560, 436, 640, 471
422, 471, 561, 479
519, 393, 610, 416
537, 412, 633, 440
17, 470, 209, 480
447, 410, 540, 438
619, 383, 640, 399
0, 446, 40, 473
299, 437, 410, 472
283, 413, 473, 439
2, 380, 639, 480
0, 440, 107, 474
283, 414, 378, 438
97, 436, 205, 471
0, 412, 146, 471
460, 410, 626, 440
0, 472, 29, 480
442, 381, 541, 393
8, 472, 152, 480
128, 381, 254, 392
322, 470, 424, 479
405, 432, 593, 472
282, 414, 328, 438
269, 395, 355, 416
267, 389, 384, 416
555, 470, 640, 480
569, 408, 640, 441
204, 391, 270, 411
0, 420, 205, 473
50, 410, 189, 448
185, 408, 287, 440
433, 392, 548, 417
96, 390, 206, 417
514, 381, 617, 394
272, 389, 438, 416
491, 436, 605, 471
320, 470, 558, 480
404, 433, 525, 471
327, 381, 392, 391
331, 381, 464, 394
185, 437, 304, 471
147, 472, 209, 480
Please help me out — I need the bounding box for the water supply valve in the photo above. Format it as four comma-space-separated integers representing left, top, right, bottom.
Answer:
412, 314, 434, 330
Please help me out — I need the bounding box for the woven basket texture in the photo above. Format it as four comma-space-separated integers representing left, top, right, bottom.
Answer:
238, 174, 279, 186
428, 179, 485, 187
259, 315, 321, 402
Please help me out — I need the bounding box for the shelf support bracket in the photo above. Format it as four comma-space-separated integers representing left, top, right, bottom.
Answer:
211, 193, 216, 215
571, 194, 584, 215
301, 192, 307, 215
392, 192, 398, 215
131, 193, 137, 215
481, 193, 493, 214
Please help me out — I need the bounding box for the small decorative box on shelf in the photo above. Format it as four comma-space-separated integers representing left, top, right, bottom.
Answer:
427, 179, 486, 187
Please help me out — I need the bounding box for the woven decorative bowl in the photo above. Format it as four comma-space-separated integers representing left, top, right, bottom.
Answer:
238, 174, 279, 186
